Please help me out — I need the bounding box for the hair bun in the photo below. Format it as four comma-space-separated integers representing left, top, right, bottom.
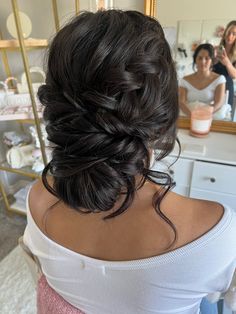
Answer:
41, 10, 178, 220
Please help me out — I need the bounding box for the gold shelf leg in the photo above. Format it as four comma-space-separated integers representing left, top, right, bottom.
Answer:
0, 180, 11, 215
52, 0, 60, 32
152, 0, 157, 17
0, 31, 12, 87
75, 0, 80, 16
11, 0, 47, 167
145, 0, 157, 17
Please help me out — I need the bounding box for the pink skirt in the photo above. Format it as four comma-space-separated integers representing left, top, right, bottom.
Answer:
37, 275, 85, 314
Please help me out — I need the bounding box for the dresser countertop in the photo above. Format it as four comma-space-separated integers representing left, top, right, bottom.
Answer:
170, 129, 236, 166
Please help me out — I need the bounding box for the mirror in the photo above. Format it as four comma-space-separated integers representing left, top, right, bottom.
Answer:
154, 0, 236, 134
78, 1, 152, 16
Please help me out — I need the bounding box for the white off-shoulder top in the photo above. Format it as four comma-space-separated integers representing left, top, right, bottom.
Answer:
24, 196, 236, 314
179, 75, 226, 104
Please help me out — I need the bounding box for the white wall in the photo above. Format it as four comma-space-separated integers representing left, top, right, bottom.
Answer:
157, 0, 236, 27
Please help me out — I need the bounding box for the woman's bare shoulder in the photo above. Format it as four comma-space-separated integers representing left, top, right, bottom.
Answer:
190, 198, 224, 240
191, 197, 224, 226
30, 177, 56, 203
183, 73, 195, 82
211, 72, 220, 79
161, 191, 224, 246
146, 184, 224, 228
29, 178, 58, 228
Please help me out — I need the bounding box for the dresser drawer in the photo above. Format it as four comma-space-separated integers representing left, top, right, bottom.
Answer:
153, 156, 193, 187
190, 188, 236, 209
191, 161, 236, 194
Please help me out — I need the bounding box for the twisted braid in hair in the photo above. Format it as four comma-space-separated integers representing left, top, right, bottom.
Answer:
38, 10, 179, 238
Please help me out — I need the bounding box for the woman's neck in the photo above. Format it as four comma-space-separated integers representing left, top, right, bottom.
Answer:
195, 70, 211, 79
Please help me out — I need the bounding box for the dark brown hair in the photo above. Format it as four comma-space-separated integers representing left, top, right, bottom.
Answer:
38, 10, 179, 240
193, 43, 214, 70
220, 20, 236, 63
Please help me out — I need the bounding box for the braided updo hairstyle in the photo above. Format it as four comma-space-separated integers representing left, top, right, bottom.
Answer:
39, 10, 179, 224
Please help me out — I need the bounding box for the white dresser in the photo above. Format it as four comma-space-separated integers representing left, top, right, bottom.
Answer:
154, 129, 236, 314
154, 129, 236, 208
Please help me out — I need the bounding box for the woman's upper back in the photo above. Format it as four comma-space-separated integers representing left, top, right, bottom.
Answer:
28, 178, 224, 261
23, 10, 236, 313
24, 179, 236, 314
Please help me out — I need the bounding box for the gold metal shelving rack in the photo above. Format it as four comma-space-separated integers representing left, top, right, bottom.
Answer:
0, 0, 65, 215
0, 0, 155, 215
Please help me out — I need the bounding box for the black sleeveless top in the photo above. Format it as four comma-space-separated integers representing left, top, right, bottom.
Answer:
213, 62, 235, 107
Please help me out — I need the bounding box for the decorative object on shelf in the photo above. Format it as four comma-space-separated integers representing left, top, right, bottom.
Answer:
5, 92, 40, 107
5, 76, 18, 94
190, 106, 213, 137
0, 101, 43, 121
0, 77, 43, 121
29, 124, 49, 148
29, 123, 51, 172
6, 11, 32, 39
3, 131, 31, 147
17, 66, 45, 94
32, 147, 52, 172
0, 81, 8, 108
28, 123, 52, 172
6, 144, 35, 169
214, 25, 225, 38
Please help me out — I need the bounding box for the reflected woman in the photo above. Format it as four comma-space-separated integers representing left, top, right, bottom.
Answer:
213, 20, 236, 107
178, 44, 228, 120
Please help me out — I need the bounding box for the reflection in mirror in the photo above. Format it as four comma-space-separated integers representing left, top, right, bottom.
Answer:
156, 0, 236, 133
176, 20, 236, 122
86, 0, 144, 13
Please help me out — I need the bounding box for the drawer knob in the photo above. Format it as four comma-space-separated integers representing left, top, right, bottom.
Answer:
210, 177, 216, 183
169, 169, 174, 175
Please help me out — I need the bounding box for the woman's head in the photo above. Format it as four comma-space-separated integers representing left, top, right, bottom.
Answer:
193, 43, 214, 71
39, 10, 178, 218
221, 20, 236, 62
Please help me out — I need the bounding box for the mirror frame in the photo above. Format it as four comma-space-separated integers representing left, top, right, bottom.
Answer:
178, 117, 236, 134
144, 0, 156, 17
152, 1, 236, 135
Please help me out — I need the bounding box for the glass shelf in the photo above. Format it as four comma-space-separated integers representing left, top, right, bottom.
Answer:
0, 39, 48, 50
9, 203, 27, 216
0, 161, 40, 179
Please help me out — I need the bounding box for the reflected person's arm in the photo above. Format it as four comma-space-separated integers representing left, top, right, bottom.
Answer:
225, 60, 236, 79
178, 86, 191, 116
220, 49, 236, 79
212, 83, 226, 112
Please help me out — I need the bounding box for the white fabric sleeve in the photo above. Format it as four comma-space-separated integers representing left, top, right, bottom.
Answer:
217, 75, 226, 85
178, 78, 187, 88
224, 268, 236, 310
207, 269, 236, 310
